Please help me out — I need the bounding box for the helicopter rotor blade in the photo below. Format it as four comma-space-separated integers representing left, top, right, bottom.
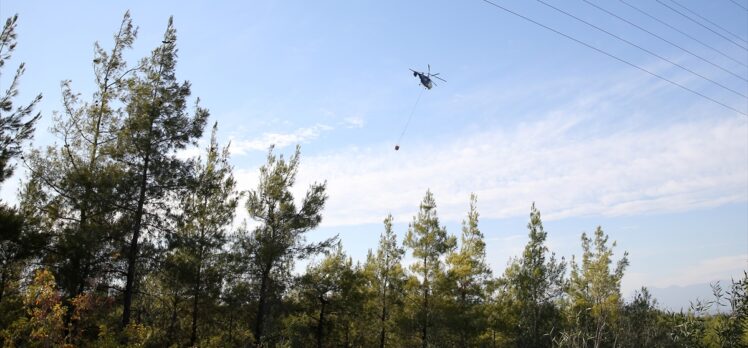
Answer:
433, 75, 446, 82
428, 64, 431, 74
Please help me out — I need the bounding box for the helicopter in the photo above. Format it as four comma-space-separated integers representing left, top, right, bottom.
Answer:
410, 64, 446, 89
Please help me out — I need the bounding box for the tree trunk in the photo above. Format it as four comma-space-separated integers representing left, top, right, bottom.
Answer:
459, 290, 467, 347
122, 40, 166, 328
0, 269, 5, 304
122, 151, 150, 327
228, 309, 234, 344
379, 281, 387, 348
594, 317, 605, 348
254, 266, 271, 344
167, 292, 180, 345
190, 266, 201, 346
316, 298, 326, 348
421, 256, 429, 348
344, 321, 350, 348
421, 287, 428, 348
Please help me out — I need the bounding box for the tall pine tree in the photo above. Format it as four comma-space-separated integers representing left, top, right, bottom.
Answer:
171, 123, 238, 345
0, 13, 41, 311
503, 203, 566, 347
567, 226, 629, 348
0, 14, 41, 183
22, 12, 136, 304
444, 193, 492, 346
403, 190, 456, 348
116, 17, 208, 327
236, 145, 334, 345
364, 214, 406, 348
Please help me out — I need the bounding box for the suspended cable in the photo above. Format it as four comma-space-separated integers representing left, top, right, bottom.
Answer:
535, 0, 748, 99
656, 0, 748, 51
726, 0, 748, 12
582, 0, 747, 83
478, 0, 747, 116
619, 0, 748, 68
668, 0, 748, 43
396, 88, 425, 150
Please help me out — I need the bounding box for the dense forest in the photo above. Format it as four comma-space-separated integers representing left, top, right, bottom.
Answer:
0, 13, 746, 348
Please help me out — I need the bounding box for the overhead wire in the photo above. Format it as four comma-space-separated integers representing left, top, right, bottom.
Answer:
619, 0, 748, 68
655, 0, 748, 51
535, 0, 748, 99
397, 88, 425, 148
727, 0, 748, 12
668, 0, 748, 44
478, 0, 748, 116
581, 0, 747, 83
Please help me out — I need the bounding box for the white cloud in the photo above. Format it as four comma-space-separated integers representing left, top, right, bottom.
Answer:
230, 124, 333, 155
227, 56, 747, 239
637, 254, 748, 289
284, 114, 747, 227
342, 116, 364, 128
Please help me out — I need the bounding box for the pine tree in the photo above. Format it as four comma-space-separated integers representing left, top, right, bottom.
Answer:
444, 193, 491, 346
164, 122, 239, 346
567, 226, 628, 348
290, 243, 364, 348
363, 214, 406, 348
116, 16, 209, 327
22, 12, 137, 302
0, 13, 42, 315
503, 203, 566, 347
403, 190, 456, 348
0, 14, 41, 184
236, 145, 334, 345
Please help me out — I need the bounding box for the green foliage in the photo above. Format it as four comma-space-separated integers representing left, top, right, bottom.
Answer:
0, 15, 43, 337
2, 269, 66, 347
3, 11, 745, 348
286, 243, 366, 347
0, 14, 41, 184
443, 193, 491, 346
403, 190, 456, 348
115, 14, 209, 327
235, 144, 334, 345
710, 276, 748, 347
503, 202, 566, 347
162, 122, 239, 346
615, 288, 675, 347
363, 214, 407, 348
565, 226, 629, 348
22, 12, 136, 303
667, 275, 748, 348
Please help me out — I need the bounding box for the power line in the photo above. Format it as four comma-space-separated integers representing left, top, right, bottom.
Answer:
478, 0, 747, 116
727, 0, 748, 12
582, 0, 747, 83
656, 0, 748, 51
619, 0, 748, 68
668, 0, 748, 43
535, 0, 748, 99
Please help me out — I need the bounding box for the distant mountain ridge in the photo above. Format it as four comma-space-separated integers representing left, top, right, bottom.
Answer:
644, 280, 734, 313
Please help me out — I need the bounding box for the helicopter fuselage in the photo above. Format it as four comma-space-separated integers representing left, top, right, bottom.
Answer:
416, 73, 433, 89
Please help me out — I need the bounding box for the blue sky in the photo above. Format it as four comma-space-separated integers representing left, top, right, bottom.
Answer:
1, 0, 746, 310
